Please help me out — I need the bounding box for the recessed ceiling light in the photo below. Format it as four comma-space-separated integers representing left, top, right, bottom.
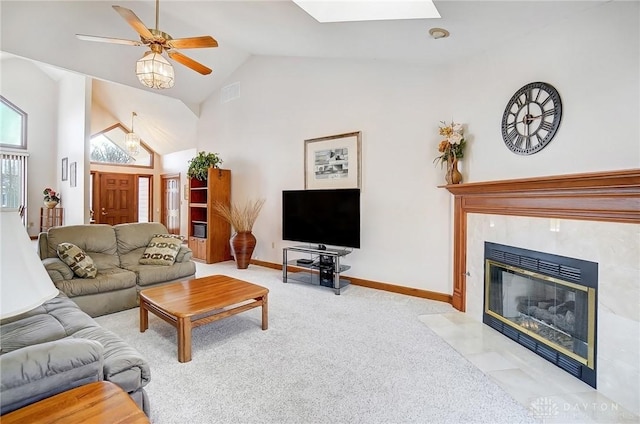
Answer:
293, 0, 441, 23
429, 27, 450, 39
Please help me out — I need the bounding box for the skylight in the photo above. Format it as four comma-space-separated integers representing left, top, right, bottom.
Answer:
292, 0, 440, 23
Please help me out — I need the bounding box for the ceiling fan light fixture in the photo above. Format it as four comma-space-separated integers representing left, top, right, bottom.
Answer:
125, 111, 141, 156
78, 3, 216, 87
136, 49, 175, 89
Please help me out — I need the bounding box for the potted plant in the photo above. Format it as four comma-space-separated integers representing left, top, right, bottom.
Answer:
43, 187, 61, 208
433, 120, 466, 184
187, 151, 223, 181
213, 199, 265, 269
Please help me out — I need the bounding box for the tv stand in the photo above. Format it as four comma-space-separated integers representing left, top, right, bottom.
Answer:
282, 245, 351, 294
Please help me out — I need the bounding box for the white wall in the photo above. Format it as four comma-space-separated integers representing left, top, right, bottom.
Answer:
0, 58, 58, 237
57, 73, 90, 225
198, 57, 454, 292
90, 101, 118, 134
195, 0, 639, 295
450, 1, 640, 182
1, 57, 91, 232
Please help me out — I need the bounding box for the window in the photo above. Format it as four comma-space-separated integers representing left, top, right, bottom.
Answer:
0, 96, 27, 150
138, 176, 151, 222
1, 96, 28, 223
90, 124, 154, 168
1, 152, 28, 210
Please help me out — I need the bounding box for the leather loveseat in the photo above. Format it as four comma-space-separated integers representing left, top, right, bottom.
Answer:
37, 222, 196, 317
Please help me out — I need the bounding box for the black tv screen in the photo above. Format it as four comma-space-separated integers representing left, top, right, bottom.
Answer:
282, 189, 360, 249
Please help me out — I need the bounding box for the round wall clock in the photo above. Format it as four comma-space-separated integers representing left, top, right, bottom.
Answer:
501, 81, 562, 155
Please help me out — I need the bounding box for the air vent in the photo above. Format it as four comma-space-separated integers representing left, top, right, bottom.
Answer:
487, 249, 505, 262
221, 82, 240, 103
538, 260, 560, 276
504, 252, 520, 266
560, 265, 581, 282
520, 256, 538, 270
558, 356, 582, 378
518, 333, 537, 351
536, 344, 558, 363
503, 325, 519, 341
487, 316, 502, 332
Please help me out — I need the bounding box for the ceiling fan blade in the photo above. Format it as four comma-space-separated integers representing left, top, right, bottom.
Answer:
76, 34, 142, 46
168, 51, 212, 75
167, 36, 218, 49
112, 5, 154, 40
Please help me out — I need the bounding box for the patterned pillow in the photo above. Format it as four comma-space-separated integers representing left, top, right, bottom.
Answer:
139, 234, 184, 266
57, 242, 98, 278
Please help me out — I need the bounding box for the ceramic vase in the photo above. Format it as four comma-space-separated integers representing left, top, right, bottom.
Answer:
44, 200, 58, 209
230, 231, 256, 269
446, 157, 463, 185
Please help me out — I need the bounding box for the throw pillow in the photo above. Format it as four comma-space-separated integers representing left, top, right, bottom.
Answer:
139, 234, 184, 266
57, 242, 98, 278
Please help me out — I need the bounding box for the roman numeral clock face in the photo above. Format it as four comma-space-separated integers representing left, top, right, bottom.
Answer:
501, 82, 562, 155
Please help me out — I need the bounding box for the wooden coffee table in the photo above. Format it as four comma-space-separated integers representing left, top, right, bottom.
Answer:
139, 274, 269, 362
0, 381, 148, 423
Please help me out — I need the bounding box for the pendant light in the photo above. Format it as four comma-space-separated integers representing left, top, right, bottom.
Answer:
125, 112, 140, 156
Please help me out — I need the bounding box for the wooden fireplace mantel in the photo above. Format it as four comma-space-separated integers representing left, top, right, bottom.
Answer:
443, 168, 640, 311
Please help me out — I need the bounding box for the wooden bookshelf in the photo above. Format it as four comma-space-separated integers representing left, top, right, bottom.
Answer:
187, 168, 232, 263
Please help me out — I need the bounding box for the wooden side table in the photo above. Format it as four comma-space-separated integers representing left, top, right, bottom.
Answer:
0, 381, 149, 424
40, 207, 63, 232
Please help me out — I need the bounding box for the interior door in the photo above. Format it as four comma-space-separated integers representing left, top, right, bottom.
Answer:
98, 173, 137, 225
161, 174, 180, 234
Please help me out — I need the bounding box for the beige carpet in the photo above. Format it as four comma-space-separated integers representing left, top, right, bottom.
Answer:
95, 262, 537, 424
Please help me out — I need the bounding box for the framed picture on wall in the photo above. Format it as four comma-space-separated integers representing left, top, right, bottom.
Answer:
70, 161, 77, 188
304, 131, 362, 190
61, 157, 68, 181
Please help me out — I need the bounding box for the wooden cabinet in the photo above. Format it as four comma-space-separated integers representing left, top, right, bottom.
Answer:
40, 207, 63, 232
188, 236, 207, 261
187, 168, 232, 263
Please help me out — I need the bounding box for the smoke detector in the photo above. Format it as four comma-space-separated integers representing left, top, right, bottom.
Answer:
429, 28, 450, 39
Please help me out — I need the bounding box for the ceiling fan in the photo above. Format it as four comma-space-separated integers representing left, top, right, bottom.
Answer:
76, 0, 217, 88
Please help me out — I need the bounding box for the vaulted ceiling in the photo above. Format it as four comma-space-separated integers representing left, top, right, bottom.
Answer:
1, 1, 608, 154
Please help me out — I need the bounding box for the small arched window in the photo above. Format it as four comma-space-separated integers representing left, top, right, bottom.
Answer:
90, 123, 154, 168
0, 95, 27, 150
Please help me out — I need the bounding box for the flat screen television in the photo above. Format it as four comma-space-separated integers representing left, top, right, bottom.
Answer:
282, 189, 360, 249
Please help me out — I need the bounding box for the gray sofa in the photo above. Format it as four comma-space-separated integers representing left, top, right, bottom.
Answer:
0, 292, 151, 415
38, 222, 196, 317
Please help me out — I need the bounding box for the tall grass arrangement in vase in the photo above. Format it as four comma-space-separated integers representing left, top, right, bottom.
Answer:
213, 199, 266, 233
213, 199, 266, 269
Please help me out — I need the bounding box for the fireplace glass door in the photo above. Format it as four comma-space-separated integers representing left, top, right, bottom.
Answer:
485, 260, 596, 368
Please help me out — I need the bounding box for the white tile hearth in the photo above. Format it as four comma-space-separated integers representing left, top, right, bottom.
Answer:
464, 214, 640, 417
466, 351, 520, 373
420, 312, 640, 424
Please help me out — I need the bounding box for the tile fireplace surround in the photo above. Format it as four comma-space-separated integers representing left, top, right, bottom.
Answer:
443, 169, 639, 417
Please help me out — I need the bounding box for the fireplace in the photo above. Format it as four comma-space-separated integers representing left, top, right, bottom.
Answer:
442, 170, 639, 414
483, 242, 598, 388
